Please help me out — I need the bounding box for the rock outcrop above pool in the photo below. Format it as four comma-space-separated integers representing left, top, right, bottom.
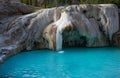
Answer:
0, 0, 119, 63
46, 4, 119, 50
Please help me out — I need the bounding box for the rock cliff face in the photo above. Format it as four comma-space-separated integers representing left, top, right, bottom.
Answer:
0, 1, 119, 63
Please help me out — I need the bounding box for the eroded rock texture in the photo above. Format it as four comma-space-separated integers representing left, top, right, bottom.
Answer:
0, 2, 119, 63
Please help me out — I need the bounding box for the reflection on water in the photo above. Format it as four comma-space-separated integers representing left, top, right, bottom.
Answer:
0, 47, 120, 78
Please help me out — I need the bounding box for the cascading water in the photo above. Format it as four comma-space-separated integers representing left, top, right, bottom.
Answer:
56, 29, 62, 50
55, 12, 72, 51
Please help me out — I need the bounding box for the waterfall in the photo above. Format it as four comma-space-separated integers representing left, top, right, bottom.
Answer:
56, 29, 62, 50
55, 12, 71, 51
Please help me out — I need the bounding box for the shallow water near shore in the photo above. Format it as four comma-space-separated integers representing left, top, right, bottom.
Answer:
0, 47, 120, 78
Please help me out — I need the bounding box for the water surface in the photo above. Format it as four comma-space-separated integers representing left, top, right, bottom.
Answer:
0, 47, 120, 78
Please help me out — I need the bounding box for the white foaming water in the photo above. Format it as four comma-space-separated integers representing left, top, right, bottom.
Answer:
55, 12, 71, 51
56, 29, 62, 51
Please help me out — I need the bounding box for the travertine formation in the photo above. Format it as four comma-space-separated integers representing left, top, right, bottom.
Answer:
0, 0, 119, 64
48, 4, 119, 50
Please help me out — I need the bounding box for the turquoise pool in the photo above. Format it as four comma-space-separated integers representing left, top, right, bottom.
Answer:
0, 47, 120, 78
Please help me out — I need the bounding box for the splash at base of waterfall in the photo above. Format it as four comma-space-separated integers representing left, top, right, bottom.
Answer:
58, 51, 64, 54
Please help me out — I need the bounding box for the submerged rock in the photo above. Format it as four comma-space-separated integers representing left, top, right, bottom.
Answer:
0, 1, 119, 63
